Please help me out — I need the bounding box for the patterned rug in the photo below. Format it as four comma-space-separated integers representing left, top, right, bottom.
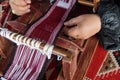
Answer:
95, 50, 120, 80
85, 43, 120, 80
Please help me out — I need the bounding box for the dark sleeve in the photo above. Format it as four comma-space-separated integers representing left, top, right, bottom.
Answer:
114, 0, 120, 6
97, 0, 120, 50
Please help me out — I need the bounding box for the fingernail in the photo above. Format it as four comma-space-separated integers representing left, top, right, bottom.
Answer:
27, 9, 30, 12
64, 22, 68, 25
27, 5, 30, 8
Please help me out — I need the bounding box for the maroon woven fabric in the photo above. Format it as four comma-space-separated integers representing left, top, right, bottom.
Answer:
4, 0, 76, 80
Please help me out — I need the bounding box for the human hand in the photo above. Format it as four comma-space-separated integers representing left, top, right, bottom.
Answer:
9, 0, 31, 15
64, 14, 101, 39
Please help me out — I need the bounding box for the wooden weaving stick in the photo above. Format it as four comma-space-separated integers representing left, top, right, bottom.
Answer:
0, 28, 73, 61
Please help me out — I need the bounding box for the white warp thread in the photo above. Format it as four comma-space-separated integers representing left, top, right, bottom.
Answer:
0, 28, 53, 59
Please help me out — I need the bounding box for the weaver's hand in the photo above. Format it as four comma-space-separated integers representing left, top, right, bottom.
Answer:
64, 14, 101, 39
9, 0, 31, 15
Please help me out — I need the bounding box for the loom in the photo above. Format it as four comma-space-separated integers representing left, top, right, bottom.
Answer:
0, 0, 100, 80
0, 28, 73, 60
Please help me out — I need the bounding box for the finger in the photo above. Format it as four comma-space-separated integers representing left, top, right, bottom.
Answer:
12, 5, 31, 15
64, 17, 82, 26
25, 0, 31, 4
12, 9, 30, 15
11, 3, 30, 14
11, 2, 30, 10
67, 23, 101, 39
11, 0, 27, 6
17, 5, 30, 12
64, 19, 78, 26
66, 26, 81, 39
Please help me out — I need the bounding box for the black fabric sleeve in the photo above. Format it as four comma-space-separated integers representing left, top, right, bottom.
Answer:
97, 0, 120, 50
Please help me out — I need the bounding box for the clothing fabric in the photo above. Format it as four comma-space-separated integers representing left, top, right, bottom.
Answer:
98, 0, 120, 50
